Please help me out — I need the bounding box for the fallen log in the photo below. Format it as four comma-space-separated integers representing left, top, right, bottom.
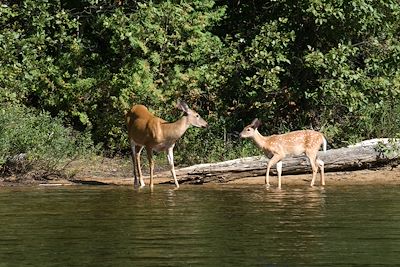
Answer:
158, 139, 400, 184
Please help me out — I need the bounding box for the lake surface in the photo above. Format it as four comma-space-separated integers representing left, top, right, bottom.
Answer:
0, 184, 399, 266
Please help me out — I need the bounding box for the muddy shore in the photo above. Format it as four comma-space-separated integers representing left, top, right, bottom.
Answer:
1, 157, 399, 187
70, 166, 400, 187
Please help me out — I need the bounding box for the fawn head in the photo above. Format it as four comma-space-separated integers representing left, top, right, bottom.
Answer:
240, 118, 262, 138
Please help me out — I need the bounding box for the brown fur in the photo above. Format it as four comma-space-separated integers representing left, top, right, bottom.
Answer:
125, 102, 208, 189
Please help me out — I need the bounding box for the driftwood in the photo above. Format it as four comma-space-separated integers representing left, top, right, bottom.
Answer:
158, 139, 400, 184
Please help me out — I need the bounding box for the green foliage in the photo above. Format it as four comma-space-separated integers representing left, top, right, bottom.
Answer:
375, 138, 400, 160
324, 98, 400, 147
0, 0, 96, 131
174, 122, 261, 166
301, 0, 400, 144
0, 105, 95, 176
1, 0, 400, 168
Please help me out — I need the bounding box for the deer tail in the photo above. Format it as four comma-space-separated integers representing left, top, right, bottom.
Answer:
322, 137, 327, 152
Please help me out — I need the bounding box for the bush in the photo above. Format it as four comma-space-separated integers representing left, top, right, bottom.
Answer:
320, 98, 400, 148
1, 1, 400, 162
0, 105, 96, 178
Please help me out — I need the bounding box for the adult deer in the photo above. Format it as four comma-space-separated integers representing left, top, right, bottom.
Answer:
240, 118, 327, 189
125, 101, 208, 189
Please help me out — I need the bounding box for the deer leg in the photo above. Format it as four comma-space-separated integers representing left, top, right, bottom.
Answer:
317, 158, 325, 186
276, 161, 283, 189
135, 146, 145, 187
307, 153, 318, 187
130, 142, 138, 187
266, 155, 283, 189
265, 165, 271, 188
146, 147, 154, 189
167, 146, 179, 188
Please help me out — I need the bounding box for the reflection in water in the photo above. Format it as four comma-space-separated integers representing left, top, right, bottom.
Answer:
0, 185, 399, 266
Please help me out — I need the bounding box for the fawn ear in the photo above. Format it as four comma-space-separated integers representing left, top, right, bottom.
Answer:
250, 118, 262, 129
177, 100, 189, 113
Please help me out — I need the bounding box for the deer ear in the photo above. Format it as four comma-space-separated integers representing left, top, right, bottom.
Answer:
251, 118, 262, 129
177, 100, 189, 113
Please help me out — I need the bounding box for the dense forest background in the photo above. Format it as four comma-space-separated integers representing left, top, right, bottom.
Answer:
1, 0, 400, 176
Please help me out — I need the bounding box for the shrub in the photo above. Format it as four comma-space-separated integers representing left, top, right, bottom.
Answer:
0, 104, 96, 178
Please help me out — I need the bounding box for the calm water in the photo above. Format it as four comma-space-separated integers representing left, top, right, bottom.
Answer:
0, 184, 399, 266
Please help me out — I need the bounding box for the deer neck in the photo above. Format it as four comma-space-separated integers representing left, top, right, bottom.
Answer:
252, 129, 269, 150
161, 115, 190, 142
251, 129, 264, 149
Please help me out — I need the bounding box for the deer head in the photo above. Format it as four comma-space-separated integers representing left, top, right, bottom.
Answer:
177, 100, 208, 128
240, 118, 262, 138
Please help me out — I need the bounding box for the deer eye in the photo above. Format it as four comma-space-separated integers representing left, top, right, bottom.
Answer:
196, 114, 200, 118
247, 128, 251, 131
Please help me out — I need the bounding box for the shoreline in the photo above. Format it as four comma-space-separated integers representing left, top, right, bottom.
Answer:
1, 159, 399, 187
226, 167, 400, 186
47, 166, 400, 187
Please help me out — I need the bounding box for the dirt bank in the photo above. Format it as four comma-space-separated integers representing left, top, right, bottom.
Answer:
1, 157, 399, 187
69, 165, 400, 187
227, 167, 400, 186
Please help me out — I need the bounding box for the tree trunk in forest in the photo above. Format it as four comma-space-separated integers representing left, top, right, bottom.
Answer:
157, 140, 400, 184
